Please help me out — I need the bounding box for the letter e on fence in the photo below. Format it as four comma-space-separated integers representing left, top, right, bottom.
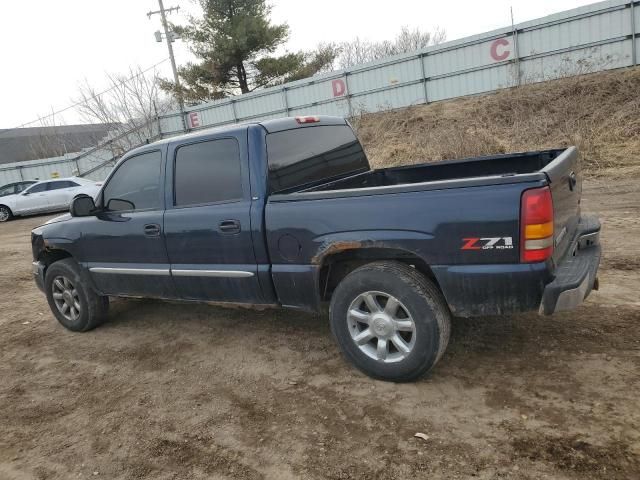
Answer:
490, 38, 511, 62
332, 79, 346, 97
188, 111, 201, 128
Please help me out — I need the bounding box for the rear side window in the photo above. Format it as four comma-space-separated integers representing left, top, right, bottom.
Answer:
103, 151, 162, 211
174, 138, 242, 207
48, 180, 79, 190
266, 125, 368, 193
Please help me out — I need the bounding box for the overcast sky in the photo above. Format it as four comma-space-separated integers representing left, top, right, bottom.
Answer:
0, 0, 597, 128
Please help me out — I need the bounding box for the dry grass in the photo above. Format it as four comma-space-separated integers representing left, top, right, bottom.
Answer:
353, 67, 640, 176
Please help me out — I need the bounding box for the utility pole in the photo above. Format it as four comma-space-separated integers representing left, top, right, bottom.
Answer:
148, 0, 187, 131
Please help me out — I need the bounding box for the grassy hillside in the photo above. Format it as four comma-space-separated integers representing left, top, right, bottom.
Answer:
354, 67, 640, 177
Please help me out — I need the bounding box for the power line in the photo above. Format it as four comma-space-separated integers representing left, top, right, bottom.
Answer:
0, 58, 170, 139
148, 0, 187, 131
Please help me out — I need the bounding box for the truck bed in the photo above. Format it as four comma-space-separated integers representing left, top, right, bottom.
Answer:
300, 149, 565, 194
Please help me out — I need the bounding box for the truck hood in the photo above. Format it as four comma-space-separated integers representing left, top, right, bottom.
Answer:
45, 213, 72, 225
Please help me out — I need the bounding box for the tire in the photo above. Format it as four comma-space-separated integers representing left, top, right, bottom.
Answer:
329, 261, 451, 382
44, 258, 109, 332
0, 205, 12, 222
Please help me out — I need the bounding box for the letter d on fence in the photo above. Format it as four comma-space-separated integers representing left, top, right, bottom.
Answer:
332, 79, 346, 97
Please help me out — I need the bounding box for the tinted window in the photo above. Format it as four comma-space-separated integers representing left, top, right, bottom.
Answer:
48, 180, 79, 190
0, 184, 15, 196
103, 151, 162, 211
16, 182, 35, 193
174, 139, 242, 206
266, 125, 369, 193
27, 183, 48, 193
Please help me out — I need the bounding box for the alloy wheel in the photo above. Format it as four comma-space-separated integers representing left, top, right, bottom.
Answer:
347, 291, 416, 363
52, 276, 81, 322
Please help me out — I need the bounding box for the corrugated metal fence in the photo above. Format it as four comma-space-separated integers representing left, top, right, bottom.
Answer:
1, 0, 638, 184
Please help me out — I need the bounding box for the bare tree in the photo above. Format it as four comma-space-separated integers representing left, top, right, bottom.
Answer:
75, 66, 175, 156
336, 26, 446, 70
26, 111, 69, 160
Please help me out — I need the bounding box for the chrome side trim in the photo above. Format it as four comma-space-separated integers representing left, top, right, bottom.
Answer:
89, 267, 171, 276
171, 269, 254, 278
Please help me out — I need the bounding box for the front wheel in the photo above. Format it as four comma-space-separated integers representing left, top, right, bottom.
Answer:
329, 261, 451, 382
44, 258, 109, 331
0, 205, 12, 222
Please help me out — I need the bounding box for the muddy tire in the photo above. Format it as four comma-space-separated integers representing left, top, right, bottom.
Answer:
329, 261, 451, 382
44, 258, 109, 332
0, 205, 12, 222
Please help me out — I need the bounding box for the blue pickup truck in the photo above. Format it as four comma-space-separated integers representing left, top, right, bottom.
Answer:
31, 115, 601, 381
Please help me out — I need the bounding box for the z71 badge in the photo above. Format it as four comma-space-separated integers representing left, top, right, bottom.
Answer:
461, 237, 514, 250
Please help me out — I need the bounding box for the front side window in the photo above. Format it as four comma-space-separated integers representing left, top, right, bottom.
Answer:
16, 182, 34, 193
26, 183, 48, 194
103, 151, 162, 211
174, 138, 242, 207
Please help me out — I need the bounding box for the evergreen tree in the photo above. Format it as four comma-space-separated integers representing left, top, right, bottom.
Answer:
162, 0, 337, 102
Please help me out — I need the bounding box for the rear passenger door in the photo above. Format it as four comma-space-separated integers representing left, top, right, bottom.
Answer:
45, 180, 79, 210
163, 132, 264, 303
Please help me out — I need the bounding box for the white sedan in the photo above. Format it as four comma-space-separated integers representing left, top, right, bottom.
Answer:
0, 177, 102, 222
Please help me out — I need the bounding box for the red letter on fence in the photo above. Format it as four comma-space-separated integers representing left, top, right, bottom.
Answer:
332, 79, 346, 97
189, 112, 200, 128
490, 38, 510, 61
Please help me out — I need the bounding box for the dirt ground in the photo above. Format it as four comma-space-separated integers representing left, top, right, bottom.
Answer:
0, 177, 638, 480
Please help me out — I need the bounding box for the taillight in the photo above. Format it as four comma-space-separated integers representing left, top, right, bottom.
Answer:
295, 115, 320, 124
520, 186, 554, 263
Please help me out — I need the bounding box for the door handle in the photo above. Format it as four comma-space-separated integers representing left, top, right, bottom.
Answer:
219, 219, 241, 234
144, 223, 161, 237
568, 171, 577, 191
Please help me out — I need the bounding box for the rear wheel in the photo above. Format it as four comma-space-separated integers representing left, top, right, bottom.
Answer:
44, 258, 109, 331
0, 205, 12, 222
329, 261, 451, 382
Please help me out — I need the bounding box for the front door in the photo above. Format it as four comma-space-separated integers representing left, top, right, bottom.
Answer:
81, 149, 174, 298
163, 133, 264, 303
16, 182, 51, 214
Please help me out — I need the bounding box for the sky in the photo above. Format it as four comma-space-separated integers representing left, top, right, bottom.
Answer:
0, 0, 598, 129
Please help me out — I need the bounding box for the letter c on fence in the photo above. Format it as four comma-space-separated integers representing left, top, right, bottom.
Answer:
490, 38, 510, 61
332, 79, 346, 97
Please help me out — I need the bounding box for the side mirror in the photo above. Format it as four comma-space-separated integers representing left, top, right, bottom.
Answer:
22, 191, 30, 196
106, 198, 135, 211
70, 195, 96, 217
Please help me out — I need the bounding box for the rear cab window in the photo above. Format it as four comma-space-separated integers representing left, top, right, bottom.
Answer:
266, 125, 369, 193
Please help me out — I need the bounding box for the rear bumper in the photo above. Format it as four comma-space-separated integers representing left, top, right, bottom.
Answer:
539, 216, 601, 315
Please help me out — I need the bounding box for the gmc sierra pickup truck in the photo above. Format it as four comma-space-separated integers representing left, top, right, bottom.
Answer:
31, 115, 601, 381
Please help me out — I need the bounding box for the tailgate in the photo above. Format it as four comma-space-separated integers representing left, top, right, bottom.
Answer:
542, 147, 582, 265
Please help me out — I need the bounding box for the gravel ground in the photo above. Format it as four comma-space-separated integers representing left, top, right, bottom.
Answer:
0, 177, 638, 480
